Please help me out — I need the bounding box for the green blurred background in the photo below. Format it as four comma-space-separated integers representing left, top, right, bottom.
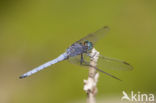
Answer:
0, 0, 156, 103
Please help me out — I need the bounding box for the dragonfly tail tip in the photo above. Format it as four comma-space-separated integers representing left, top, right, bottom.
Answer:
19, 75, 27, 79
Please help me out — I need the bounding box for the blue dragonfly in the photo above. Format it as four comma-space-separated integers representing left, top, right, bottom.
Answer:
19, 26, 133, 80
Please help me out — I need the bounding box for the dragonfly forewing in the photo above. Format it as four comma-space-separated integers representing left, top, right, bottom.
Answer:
76, 26, 110, 44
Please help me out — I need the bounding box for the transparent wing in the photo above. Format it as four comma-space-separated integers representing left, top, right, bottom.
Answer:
68, 53, 90, 65
76, 26, 110, 44
68, 54, 122, 81
68, 55, 82, 65
97, 55, 133, 71
68, 54, 133, 71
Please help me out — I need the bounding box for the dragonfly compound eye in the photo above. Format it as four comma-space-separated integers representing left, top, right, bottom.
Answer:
84, 41, 93, 50
87, 42, 93, 50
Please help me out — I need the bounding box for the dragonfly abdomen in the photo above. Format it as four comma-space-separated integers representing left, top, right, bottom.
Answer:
19, 52, 68, 79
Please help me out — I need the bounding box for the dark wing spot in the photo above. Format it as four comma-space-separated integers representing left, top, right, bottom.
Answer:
123, 61, 133, 70
123, 61, 130, 65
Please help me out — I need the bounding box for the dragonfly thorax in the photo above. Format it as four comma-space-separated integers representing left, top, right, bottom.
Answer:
66, 42, 92, 57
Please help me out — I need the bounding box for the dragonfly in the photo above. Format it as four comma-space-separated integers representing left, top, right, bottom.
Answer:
19, 26, 133, 80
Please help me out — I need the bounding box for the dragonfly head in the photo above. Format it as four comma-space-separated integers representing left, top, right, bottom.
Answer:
84, 40, 93, 51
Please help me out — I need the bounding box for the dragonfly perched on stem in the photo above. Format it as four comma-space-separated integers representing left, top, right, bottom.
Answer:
19, 26, 133, 80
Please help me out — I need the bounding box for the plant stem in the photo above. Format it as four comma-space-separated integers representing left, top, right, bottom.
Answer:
84, 48, 100, 103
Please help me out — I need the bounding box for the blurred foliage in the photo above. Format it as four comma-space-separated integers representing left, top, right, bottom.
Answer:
0, 0, 156, 103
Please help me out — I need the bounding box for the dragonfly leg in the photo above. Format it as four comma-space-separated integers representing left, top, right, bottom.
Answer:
80, 53, 84, 65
